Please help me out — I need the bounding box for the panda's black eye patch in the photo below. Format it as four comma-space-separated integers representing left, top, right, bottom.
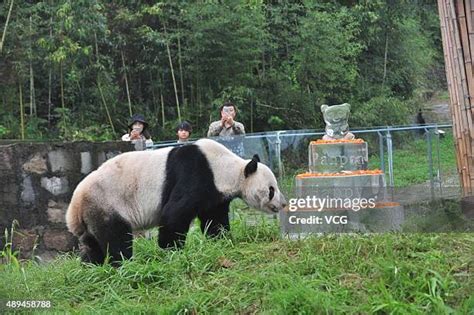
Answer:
269, 186, 275, 200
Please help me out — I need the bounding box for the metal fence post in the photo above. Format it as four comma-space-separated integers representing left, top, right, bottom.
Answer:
275, 131, 283, 182
386, 127, 394, 187
377, 131, 385, 173
435, 126, 443, 195
426, 128, 435, 200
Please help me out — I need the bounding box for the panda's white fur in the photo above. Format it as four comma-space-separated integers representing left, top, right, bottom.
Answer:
66, 138, 286, 264
66, 147, 173, 235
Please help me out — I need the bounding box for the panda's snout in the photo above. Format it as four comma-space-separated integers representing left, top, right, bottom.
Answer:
269, 205, 279, 213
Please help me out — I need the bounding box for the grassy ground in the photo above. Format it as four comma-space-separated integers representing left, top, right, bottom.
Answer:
368, 132, 457, 187
0, 214, 473, 314
0, 132, 469, 314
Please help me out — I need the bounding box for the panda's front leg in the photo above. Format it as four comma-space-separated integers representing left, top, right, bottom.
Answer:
158, 203, 195, 249
198, 200, 231, 238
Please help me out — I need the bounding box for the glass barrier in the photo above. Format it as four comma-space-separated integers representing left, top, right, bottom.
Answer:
148, 125, 472, 233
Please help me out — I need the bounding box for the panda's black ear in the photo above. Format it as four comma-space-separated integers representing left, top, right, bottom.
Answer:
244, 155, 259, 178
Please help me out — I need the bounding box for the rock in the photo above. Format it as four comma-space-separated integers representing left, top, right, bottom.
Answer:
43, 229, 76, 251
0, 147, 14, 172
48, 150, 73, 173
12, 229, 38, 252
21, 175, 36, 204
22, 153, 47, 174
80, 152, 93, 174
97, 151, 106, 167
41, 176, 69, 195
47, 200, 69, 224
106, 150, 121, 160
461, 196, 474, 218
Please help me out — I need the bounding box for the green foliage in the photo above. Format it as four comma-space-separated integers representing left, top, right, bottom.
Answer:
293, 6, 363, 103
0, 125, 8, 137
25, 116, 48, 139
351, 96, 414, 128
0, 1, 445, 140
0, 221, 21, 269
54, 108, 115, 141
267, 115, 285, 130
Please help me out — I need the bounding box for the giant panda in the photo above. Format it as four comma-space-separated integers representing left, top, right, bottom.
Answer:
66, 138, 287, 265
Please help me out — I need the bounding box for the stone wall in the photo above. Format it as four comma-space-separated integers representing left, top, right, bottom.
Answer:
0, 141, 134, 260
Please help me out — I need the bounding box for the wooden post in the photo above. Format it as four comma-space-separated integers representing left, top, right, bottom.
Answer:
438, 0, 474, 210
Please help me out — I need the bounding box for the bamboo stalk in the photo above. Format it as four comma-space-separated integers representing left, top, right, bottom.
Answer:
439, 0, 464, 190
160, 91, 165, 128
470, 0, 474, 120
150, 71, 157, 115
19, 81, 24, 140
438, 0, 474, 197
29, 61, 35, 116
382, 32, 389, 85
121, 50, 132, 117
177, 25, 185, 111
456, 1, 474, 113
453, 0, 474, 193
97, 78, 115, 134
250, 99, 254, 133
48, 16, 53, 125
29, 16, 36, 116
60, 60, 65, 109
0, 0, 14, 54
164, 24, 181, 121
455, 0, 474, 157
465, 0, 474, 65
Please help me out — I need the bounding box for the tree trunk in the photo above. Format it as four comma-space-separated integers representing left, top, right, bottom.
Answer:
0, 0, 14, 54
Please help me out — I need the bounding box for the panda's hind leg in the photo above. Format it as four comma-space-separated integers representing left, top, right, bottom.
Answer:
198, 200, 231, 237
87, 212, 133, 266
78, 232, 105, 264
158, 202, 196, 249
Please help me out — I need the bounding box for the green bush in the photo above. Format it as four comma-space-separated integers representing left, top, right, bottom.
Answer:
0, 125, 8, 138
351, 96, 414, 128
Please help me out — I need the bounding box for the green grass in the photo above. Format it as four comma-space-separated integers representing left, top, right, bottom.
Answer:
0, 132, 468, 314
368, 132, 457, 187
0, 212, 473, 314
